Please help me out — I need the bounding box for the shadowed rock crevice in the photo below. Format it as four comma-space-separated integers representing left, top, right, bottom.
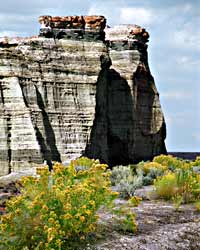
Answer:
84, 57, 135, 166
35, 86, 61, 169
85, 37, 166, 166
107, 69, 135, 166
34, 125, 53, 169
133, 64, 167, 162
19, 82, 29, 108
6, 115, 12, 174
0, 79, 5, 105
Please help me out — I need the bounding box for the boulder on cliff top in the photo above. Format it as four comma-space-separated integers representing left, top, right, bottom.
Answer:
39, 15, 106, 30
105, 24, 149, 43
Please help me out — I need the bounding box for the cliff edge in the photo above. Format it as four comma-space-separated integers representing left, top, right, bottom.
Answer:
0, 15, 166, 174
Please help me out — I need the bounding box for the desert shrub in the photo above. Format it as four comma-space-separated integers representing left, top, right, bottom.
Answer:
111, 196, 141, 233
154, 168, 200, 203
0, 158, 137, 250
193, 156, 200, 166
111, 165, 143, 198
128, 196, 142, 207
154, 171, 178, 200
153, 154, 191, 171
192, 156, 200, 174
135, 161, 167, 186
172, 194, 184, 211
176, 169, 200, 203
142, 162, 167, 175
195, 200, 200, 211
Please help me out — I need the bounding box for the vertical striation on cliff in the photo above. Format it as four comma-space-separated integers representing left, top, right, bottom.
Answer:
0, 15, 166, 175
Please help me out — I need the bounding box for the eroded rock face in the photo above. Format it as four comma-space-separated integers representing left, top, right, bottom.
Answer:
0, 16, 166, 175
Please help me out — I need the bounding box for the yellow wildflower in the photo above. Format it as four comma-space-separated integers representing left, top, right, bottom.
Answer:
85, 210, 92, 216
80, 216, 85, 222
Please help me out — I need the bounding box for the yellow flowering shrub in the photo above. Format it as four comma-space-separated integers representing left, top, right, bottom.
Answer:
154, 169, 200, 203
154, 172, 178, 200
142, 162, 167, 175
128, 196, 142, 207
153, 154, 191, 171
193, 156, 200, 166
0, 157, 137, 250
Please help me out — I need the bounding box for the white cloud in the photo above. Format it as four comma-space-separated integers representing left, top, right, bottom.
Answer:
192, 133, 200, 141
119, 7, 155, 26
169, 7, 200, 51
87, 3, 121, 26
176, 56, 200, 66
87, 4, 157, 27
173, 28, 200, 51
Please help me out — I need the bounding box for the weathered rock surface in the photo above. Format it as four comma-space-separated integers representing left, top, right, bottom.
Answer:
0, 15, 166, 175
134, 185, 157, 200
94, 200, 200, 250
0, 167, 38, 186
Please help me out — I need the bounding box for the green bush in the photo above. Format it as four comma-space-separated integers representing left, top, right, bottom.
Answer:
0, 158, 137, 250
154, 168, 200, 203
153, 154, 191, 171
137, 161, 167, 185
111, 165, 143, 198
193, 156, 200, 166
154, 171, 178, 200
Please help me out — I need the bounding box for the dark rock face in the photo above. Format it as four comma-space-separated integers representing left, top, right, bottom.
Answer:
85, 24, 166, 165
0, 16, 166, 174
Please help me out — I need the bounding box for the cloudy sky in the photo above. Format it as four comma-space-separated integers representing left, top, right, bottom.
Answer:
0, 0, 199, 152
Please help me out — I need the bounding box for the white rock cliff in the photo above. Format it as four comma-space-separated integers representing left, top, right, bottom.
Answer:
0, 16, 166, 175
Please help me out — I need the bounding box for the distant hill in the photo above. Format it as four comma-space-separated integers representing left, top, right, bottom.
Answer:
169, 152, 200, 161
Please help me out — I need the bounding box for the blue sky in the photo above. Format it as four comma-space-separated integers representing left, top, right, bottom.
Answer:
0, 0, 199, 152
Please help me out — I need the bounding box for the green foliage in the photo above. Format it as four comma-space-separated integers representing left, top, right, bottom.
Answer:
195, 200, 200, 211
128, 196, 142, 207
0, 158, 137, 250
154, 171, 178, 200
154, 168, 200, 204
137, 161, 167, 185
193, 156, 200, 166
172, 194, 183, 211
111, 198, 140, 233
153, 154, 191, 171
111, 165, 143, 198
142, 162, 167, 175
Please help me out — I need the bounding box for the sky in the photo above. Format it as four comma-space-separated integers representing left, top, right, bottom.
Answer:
0, 0, 199, 152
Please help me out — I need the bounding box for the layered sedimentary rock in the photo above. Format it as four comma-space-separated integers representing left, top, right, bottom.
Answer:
0, 15, 166, 175
38, 15, 106, 41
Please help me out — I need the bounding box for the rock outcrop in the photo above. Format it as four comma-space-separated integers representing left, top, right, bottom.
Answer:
0, 15, 166, 175
95, 200, 200, 250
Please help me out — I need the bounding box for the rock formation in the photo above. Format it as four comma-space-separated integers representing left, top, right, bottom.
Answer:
0, 15, 166, 175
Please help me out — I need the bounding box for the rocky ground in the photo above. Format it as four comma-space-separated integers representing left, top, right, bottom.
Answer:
94, 200, 200, 250
0, 176, 200, 250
